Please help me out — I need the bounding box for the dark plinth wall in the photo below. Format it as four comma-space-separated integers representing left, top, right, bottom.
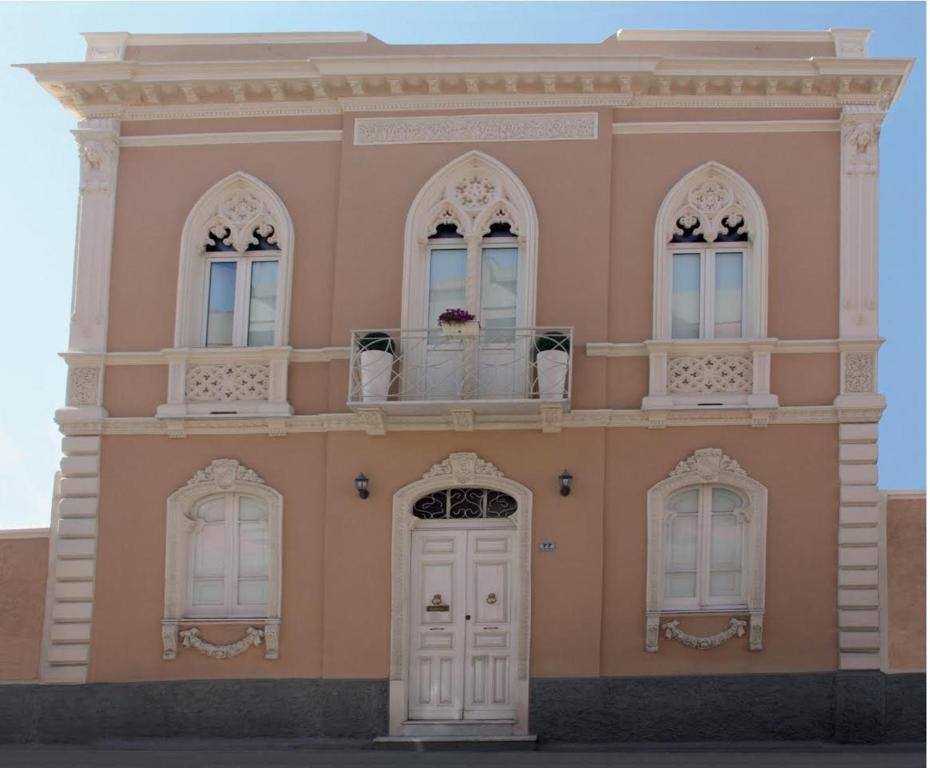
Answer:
0, 672, 923, 744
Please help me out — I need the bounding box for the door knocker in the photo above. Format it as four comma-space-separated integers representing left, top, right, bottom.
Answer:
486, 592, 498, 605
426, 593, 450, 612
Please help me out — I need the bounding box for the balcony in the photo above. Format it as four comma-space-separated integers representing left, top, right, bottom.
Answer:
347, 327, 573, 417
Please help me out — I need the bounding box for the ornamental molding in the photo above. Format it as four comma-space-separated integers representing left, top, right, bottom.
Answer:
73, 120, 119, 193
844, 352, 876, 394
186, 363, 271, 402
423, 452, 505, 484
669, 448, 747, 481
842, 112, 882, 175
171, 626, 267, 659
668, 355, 753, 394
202, 185, 282, 254
186, 458, 265, 489
67, 366, 101, 406
662, 618, 747, 650
354, 112, 597, 146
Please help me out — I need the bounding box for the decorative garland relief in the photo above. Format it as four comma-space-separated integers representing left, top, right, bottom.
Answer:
662, 618, 747, 650
161, 621, 279, 660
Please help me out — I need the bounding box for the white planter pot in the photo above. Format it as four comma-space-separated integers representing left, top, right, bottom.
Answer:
536, 349, 569, 400
359, 349, 394, 402
440, 319, 480, 336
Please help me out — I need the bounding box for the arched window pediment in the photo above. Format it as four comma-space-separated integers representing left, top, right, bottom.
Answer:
653, 162, 769, 340
175, 172, 294, 348
403, 151, 538, 331
645, 448, 767, 654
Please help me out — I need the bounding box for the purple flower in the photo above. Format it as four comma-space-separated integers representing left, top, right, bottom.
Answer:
438, 308, 476, 324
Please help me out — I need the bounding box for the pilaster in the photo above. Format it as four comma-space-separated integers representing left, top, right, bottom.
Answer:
41, 437, 101, 683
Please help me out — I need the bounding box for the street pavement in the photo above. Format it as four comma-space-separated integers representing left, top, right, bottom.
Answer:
0, 743, 923, 768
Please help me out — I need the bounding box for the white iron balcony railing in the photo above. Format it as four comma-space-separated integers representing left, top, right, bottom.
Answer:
348, 327, 573, 415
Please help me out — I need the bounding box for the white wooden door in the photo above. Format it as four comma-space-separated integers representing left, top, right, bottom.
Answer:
409, 526, 516, 721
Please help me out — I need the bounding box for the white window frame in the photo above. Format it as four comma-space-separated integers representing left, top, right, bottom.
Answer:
186, 492, 272, 619
645, 448, 767, 652
175, 172, 294, 349
653, 162, 768, 341
202, 252, 283, 348
668, 245, 751, 340
661, 485, 750, 612
402, 151, 538, 331
164, 459, 282, 625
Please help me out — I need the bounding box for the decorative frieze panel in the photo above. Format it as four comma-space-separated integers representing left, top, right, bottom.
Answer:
161, 622, 279, 660
667, 354, 753, 394
157, 348, 291, 422
67, 366, 102, 406
843, 352, 876, 394
662, 618, 747, 650
354, 112, 598, 145
186, 363, 270, 401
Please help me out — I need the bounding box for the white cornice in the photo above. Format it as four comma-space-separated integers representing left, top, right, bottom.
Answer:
120, 129, 343, 147
615, 29, 838, 43
53, 405, 883, 438
586, 338, 883, 357
882, 490, 926, 500
612, 119, 839, 135
122, 31, 369, 46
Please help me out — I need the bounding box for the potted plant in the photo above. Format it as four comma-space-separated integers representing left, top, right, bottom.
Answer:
438, 308, 479, 336
535, 332, 571, 400
357, 331, 396, 402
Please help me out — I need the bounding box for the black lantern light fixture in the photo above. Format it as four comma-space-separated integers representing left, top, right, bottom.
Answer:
558, 469, 573, 496
354, 473, 370, 499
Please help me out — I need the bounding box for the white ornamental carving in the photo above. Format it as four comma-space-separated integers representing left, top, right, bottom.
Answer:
68, 366, 100, 405
669, 448, 747, 481
662, 618, 747, 650
203, 185, 281, 253
186, 459, 265, 489
667, 355, 753, 394
186, 363, 270, 401
179, 626, 264, 659
455, 176, 497, 212
843, 118, 881, 175
422, 452, 504, 484
670, 169, 749, 242
844, 352, 875, 393
354, 113, 598, 146
78, 137, 119, 193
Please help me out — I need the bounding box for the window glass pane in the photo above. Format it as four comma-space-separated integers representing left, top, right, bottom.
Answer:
237, 579, 267, 606
480, 247, 518, 336
710, 514, 742, 569
667, 515, 698, 570
710, 571, 742, 597
669, 488, 699, 514
238, 523, 267, 578
206, 261, 236, 346
197, 497, 226, 523
247, 260, 278, 347
239, 496, 267, 522
665, 573, 697, 599
671, 253, 701, 338
712, 487, 742, 513
193, 501, 226, 578
714, 252, 743, 338
192, 579, 225, 606
427, 248, 467, 327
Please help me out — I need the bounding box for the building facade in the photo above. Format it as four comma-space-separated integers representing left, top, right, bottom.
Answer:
0, 28, 924, 744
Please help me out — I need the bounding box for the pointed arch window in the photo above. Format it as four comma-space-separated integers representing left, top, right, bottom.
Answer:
403, 152, 538, 333
654, 163, 768, 340
175, 173, 294, 349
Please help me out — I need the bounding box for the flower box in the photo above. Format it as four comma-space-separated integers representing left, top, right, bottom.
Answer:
440, 319, 480, 336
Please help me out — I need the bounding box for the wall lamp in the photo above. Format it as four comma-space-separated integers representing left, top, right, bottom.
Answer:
354, 473, 370, 499
558, 470, 573, 497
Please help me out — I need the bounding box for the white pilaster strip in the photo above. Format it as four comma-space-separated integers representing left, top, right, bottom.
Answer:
41, 438, 101, 683
41, 117, 120, 683
837, 421, 881, 670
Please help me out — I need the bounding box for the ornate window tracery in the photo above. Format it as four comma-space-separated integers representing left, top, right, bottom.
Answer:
654, 162, 768, 340
412, 487, 518, 519
174, 173, 294, 349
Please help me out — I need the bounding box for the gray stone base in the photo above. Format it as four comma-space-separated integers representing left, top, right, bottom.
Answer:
0, 672, 922, 744
531, 672, 925, 744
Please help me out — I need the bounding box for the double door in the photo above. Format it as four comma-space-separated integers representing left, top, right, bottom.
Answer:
408, 526, 515, 720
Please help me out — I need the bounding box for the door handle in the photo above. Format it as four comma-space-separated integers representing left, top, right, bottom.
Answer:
426, 593, 449, 612
486, 593, 498, 605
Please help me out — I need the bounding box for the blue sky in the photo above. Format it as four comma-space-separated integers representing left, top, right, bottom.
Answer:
0, 2, 924, 528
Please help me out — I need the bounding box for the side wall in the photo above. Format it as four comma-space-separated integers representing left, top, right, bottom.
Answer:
884, 493, 926, 673
0, 533, 48, 681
